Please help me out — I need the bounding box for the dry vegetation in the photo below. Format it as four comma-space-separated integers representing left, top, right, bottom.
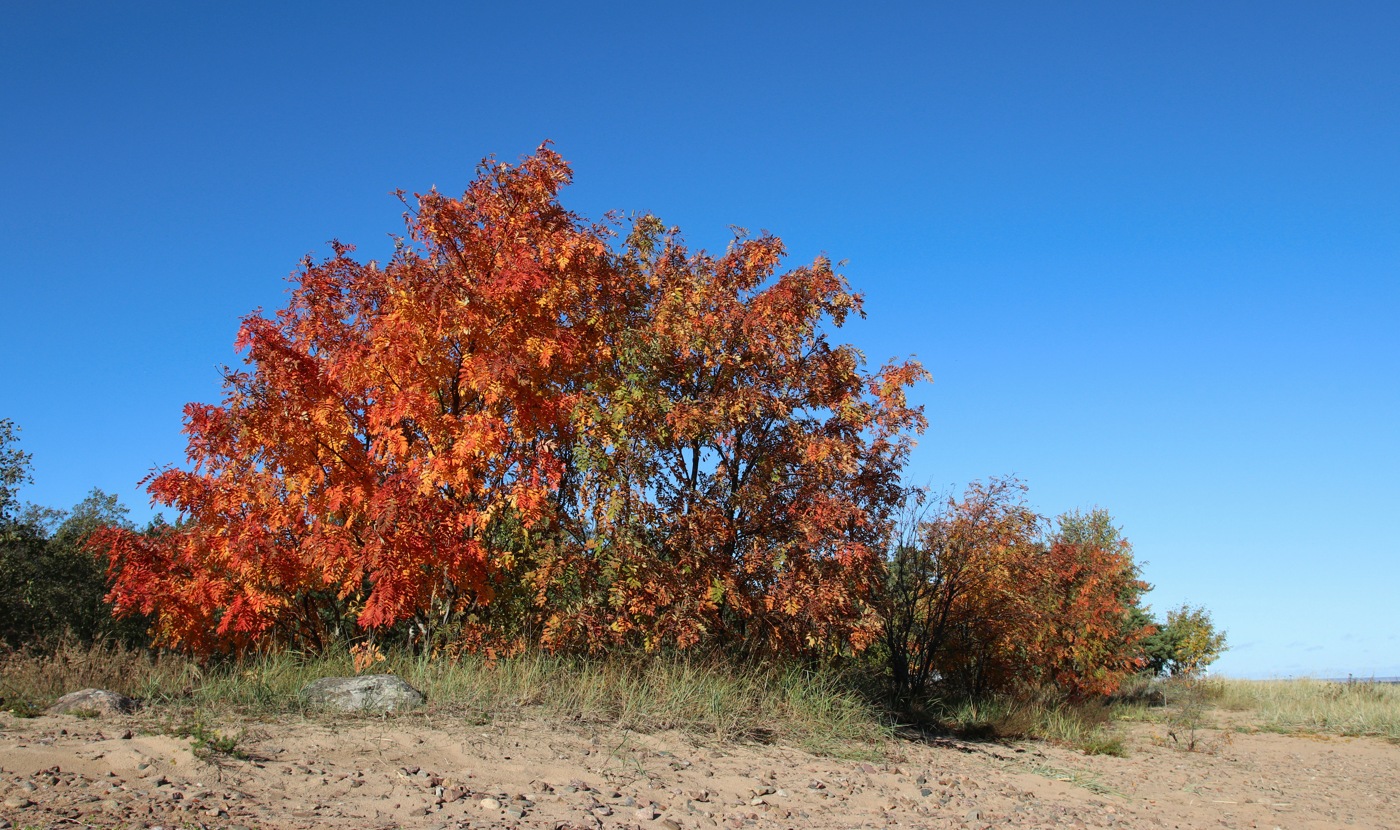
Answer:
0, 642, 887, 756
5, 642, 1396, 757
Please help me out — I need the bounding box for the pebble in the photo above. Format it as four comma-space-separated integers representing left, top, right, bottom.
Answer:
635, 803, 659, 820
3, 796, 33, 809
479, 796, 501, 810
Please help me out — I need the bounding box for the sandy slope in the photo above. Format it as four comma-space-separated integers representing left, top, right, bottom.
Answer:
1, 709, 1396, 829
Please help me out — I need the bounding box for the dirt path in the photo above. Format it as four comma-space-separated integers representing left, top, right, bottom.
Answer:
1, 711, 1396, 829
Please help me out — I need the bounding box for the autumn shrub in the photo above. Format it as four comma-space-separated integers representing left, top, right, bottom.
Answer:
876, 479, 1042, 699
875, 480, 1151, 703
91, 145, 927, 659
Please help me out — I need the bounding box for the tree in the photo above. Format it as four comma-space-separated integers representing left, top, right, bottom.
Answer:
1027, 511, 1152, 697
92, 145, 928, 657
1142, 603, 1227, 677
0, 465, 144, 647
0, 418, 31, 528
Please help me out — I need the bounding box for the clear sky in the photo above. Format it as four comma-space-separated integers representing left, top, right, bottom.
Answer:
2, 2, 1395, 678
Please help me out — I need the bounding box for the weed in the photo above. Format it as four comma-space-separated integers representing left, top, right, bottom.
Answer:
168, 718, 247, 760
1077, 731, 1128, 757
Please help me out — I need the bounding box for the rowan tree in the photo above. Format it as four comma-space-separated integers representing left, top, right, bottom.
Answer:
92, 146, 928, 657
1026, 511, 1152, 697
538, 217, 927, 655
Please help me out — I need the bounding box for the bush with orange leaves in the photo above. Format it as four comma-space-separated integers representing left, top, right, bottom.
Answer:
91, 145, 927, 658
877, 479, 1151, 700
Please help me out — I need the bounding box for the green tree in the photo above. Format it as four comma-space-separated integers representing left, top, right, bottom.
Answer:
1142, 603, 1227, 677
1, 489, 145, 647
0, 418, 32, 528
0, 420, 149, 647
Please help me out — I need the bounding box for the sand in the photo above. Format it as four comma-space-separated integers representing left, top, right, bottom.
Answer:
1, 708, 1396, 829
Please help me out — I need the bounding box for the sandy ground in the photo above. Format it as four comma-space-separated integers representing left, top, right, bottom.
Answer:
1, 707, 1397, 830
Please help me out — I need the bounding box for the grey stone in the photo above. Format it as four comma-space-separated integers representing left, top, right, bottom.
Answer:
299, 675, 425, 713
47, 689, 138, 717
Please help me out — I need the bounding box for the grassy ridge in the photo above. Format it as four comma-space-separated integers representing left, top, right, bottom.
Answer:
5, 643, 1399, 754
0, 642, 887, 755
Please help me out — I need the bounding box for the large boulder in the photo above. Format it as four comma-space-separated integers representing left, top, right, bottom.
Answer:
47, 689, 138, 717
300, 674, 425, 713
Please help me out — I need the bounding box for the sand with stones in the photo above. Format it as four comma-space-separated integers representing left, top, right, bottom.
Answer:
1, 709, 1397, 829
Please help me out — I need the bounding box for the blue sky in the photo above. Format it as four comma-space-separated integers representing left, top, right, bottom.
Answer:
2, 2, 1395, 678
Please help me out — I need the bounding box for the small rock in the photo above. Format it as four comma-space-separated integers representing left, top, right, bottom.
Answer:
635, 803, 659, 820
479, 797, 501, 810
504, 806, 525, 820
47, 688, 138, 717
662, 820, 682, 830
3, 795, 34, 809
965, 808, 982, 822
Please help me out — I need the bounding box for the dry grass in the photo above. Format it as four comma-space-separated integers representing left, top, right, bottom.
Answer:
1212, 677, 1400, 741
920, 692, 1127, 755
0, 642, 888, 755
0, 640, 196, 714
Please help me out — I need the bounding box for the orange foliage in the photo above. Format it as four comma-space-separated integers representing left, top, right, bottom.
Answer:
92, 145, 927, 656
880, 480, 1149, 699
